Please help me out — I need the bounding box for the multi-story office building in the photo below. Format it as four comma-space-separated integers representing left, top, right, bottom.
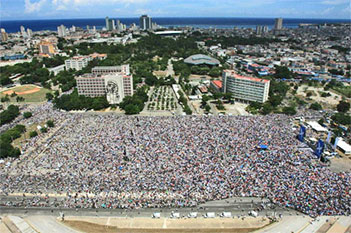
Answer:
105, 17, 116, 31
222, 70, 270, 103
0, 28, 8, 42
139, 15, 152, 30
57, 24, 67, 37
274, 18, 283, 30
65, 56, 90, 71
76, 68, 133, 104
20, 26, 27, 37
92, 64, 130, 75
26, 28, 33, 38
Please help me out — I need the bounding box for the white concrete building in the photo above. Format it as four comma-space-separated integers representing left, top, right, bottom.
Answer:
222, 70, 270, 103
48, 64, 66, 76
57, 25, 66, 37
76, 71, 133, 104
92, 64, 130, 75
65, 56, 89, 71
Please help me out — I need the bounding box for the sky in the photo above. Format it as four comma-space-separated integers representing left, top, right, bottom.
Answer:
0, 0, 350, 20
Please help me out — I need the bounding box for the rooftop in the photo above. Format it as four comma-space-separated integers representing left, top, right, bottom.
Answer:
223, 70, 270, 83
212, 80, 222, 89
184, 54, 220, 66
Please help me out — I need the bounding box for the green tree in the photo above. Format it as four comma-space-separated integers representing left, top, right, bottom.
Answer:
46, 92, 54, 101
261, 103, 273, 115
282, 106, 296, 115
124, 104, 140, 115
310, 102, 322, 110
23, 112, 32, 119
29, 131, 38, 138
46, 120, 54, 128
332, 113, 351, 125
40, 127, 48, 133
337, 101, 350, 113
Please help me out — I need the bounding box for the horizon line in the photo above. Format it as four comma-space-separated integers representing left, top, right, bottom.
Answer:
1, 16, 351, 22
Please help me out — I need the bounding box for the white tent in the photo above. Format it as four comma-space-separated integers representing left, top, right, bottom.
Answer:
337, 140, 351, 155
307, 121, 328, 132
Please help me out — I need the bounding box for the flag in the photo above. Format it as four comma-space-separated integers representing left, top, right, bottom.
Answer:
298, 125, 306, 142
334, 137, 340, 150
326, 131, 332, 143
315, 139, 324, 158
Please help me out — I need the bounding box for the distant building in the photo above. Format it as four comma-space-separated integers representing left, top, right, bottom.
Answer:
222, 70, 270, 103
76, 67, 133, 104
92, 64, 130, 75
39, 41, 56, 55
105, 17, 116, 31
65, 53, 107, 71
274, 18, 283, 30
139, 15, 152, 30
48, 64, 65, 76
1, 28, 8, 42
184, 54, 220, 66
20, 26, 27, 37
57, 24, 66, 37
65, 56, 90, 71
256, 26, 268, 35
26, 28, 33, 38
256, 26, 263, 35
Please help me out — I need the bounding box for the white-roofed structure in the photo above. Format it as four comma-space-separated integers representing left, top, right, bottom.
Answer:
336, 139, 351, 155
184, 54, 220, 66
307, 121, 328, 132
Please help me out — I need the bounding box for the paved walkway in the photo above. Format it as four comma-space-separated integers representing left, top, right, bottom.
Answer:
25, 216, 79, 233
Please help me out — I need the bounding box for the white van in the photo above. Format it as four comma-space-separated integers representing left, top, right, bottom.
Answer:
170, 212, 180, 218
152, 212, 161, 218
220, 212, 232, 218
204, 212, 216, 218
188, 212, 198, 218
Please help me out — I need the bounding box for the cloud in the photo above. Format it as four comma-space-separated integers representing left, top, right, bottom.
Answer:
25, 0, 47, 13
321, 0, 349, 5
52, 0, 147, 5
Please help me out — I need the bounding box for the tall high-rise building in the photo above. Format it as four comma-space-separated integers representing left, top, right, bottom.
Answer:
1, 28, 8, 42
139, 15, 152, 30
26, 28, 33, 38
105, 17, 110, 30
20, 25, 27, 37
105, 17, 115, 31
256, 26, 263, 35
274, 18, 283, 30
57, 24, 66, 37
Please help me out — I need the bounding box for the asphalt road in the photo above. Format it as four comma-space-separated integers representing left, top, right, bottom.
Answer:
0, 196, 301, 218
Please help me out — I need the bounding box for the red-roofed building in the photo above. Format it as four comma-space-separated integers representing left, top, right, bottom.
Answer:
210, 80, 222, 92
222, 70, 270, 103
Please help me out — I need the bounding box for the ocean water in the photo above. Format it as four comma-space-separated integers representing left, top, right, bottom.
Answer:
0, 17, 350, 33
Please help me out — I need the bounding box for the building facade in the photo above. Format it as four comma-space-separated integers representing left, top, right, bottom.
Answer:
76, 69, 133, 104
222, 70, 270, 103
57, 25, 67, 37
65, 56, 90, 71
139, 15, 152, 30
274, 18, 283, 30
92, 64, 130, 75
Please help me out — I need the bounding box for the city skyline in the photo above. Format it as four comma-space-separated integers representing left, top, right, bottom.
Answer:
1, 0, 350, 20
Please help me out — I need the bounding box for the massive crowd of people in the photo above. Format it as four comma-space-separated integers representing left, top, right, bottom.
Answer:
0, 105, 350, 217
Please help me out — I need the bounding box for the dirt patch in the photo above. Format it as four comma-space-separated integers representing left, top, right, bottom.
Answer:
3, 88, 40, 95
64, 220, 258, 233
